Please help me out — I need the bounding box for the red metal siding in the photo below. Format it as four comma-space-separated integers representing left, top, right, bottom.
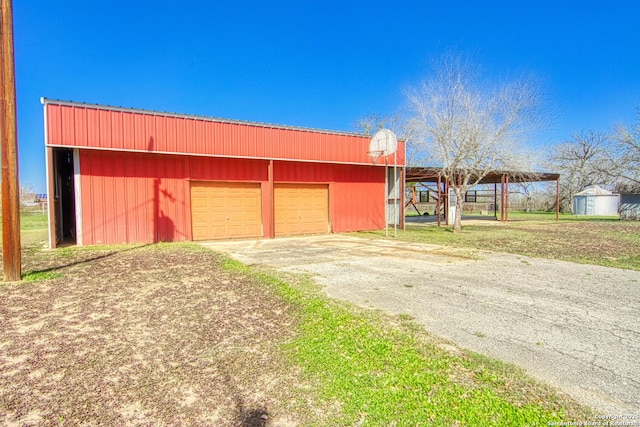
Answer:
77, 152, 386, 245
79, 150, 269, 245
45, 100, 403, 245
273, 161, 386, 232
46, 102, 406, 166
61, 106, 75, 147
111, 111, 123, 151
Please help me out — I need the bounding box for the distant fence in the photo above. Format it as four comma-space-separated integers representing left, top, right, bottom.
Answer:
20, 202, 48, 215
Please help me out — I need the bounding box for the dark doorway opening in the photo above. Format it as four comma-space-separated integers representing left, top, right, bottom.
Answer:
53, 148, 76, 245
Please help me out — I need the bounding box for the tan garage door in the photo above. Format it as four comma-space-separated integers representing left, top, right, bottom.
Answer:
275, 184, 329, 236
191, 182, 262, 240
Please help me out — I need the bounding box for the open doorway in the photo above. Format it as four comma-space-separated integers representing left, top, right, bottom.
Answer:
53, 148, 76, 245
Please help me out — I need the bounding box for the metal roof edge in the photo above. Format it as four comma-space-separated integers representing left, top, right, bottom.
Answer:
43, 143, 406, 167
40, 97, 377, 141
405, 166, 559, 183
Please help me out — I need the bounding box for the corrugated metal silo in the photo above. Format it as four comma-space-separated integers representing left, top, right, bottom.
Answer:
572, 186, 619, 215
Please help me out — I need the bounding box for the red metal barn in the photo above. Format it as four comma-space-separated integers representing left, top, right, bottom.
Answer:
42, 99, 405, 248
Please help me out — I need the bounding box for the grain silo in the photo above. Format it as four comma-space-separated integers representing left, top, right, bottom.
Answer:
572, 186, 619, 216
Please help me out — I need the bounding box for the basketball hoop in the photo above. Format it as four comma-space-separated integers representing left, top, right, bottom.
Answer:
369, 129, 400, 238
369, 129, 397, 158
368, 150, 385, 162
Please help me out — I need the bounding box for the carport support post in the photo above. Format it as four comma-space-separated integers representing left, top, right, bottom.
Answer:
500, 174, 505, 222
499, 175, 502, 221
494, 183, 498, 219
444, 180, 449, 226
437, 176, 441, 225
505, 174, 510, 222
556, 179, 560, 222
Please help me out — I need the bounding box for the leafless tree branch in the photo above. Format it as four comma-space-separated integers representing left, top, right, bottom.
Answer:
405, 53, 541, 232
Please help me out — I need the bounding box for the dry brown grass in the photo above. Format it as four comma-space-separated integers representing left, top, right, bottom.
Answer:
1, 244, 308, 426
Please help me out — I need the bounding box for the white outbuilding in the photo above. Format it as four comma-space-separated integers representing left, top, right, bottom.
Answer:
572, 186, 620, 216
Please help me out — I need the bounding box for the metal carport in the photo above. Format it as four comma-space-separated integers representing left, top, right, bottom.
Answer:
405, 167, 561, 225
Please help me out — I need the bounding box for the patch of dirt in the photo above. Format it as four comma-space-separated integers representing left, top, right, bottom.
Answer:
508, 222, 639, 260
462, 221, 640, 266
0, 244, 308, 426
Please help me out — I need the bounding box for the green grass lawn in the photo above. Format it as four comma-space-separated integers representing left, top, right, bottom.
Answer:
0, 211, 617, 424
224, 259, 593, 425
0, 214, 604, 426
17, 210, 48, 229
360, 211, 640, 271
0, 211, 48, 250
507, 211, 620, 222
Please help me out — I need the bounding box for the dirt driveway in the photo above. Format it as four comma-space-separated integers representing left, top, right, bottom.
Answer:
202, 234, 640, 415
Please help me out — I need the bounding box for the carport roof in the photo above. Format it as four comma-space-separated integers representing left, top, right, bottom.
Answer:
405, 167, 560, 184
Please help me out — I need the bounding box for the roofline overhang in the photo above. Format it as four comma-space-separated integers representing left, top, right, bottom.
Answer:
405, 166, 559, 184
41, 97, 378, 141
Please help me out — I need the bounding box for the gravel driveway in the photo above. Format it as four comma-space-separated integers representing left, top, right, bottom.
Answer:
202, 234, 640, 416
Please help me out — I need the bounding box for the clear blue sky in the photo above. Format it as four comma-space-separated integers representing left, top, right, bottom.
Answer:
14, 1, 640, 192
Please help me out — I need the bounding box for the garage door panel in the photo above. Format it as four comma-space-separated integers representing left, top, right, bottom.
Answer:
192, 226, 208, 238
274, 184, 328, 236
228, 197, 243, 209
209, 226, 227, 239
191, 182, 262, 240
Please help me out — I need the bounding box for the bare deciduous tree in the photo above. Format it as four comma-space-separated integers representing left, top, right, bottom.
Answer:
353, 113, 423, 169
510, 182, 536, 212
406, 54, 541, 232
19, 184, 37, 208
608, 110, 640, 192
354, 113, 393, 136
547, 130, 610, 211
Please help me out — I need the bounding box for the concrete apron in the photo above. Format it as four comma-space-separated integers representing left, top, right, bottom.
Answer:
200, 234, 640, 415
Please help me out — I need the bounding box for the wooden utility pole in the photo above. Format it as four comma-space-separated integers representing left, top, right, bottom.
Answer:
1, 0, 21, 282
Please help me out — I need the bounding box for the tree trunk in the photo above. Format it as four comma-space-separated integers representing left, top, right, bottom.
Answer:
453, 187, 465, 233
